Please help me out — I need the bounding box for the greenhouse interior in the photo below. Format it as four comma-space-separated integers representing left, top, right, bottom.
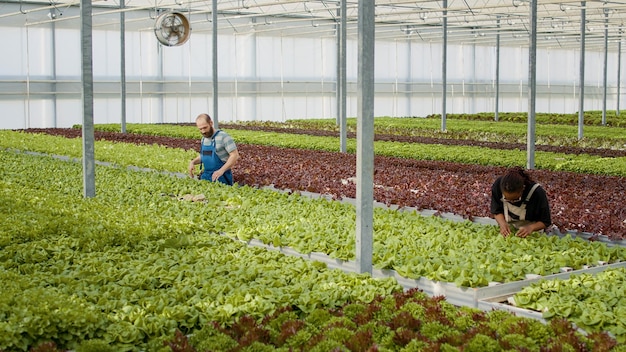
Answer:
1, 0, 626, 350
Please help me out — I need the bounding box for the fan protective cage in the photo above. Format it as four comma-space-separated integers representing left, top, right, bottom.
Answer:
154, 11, 191, 47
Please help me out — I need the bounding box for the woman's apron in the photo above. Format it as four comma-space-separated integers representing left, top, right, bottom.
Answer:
502, 183, 540, 228
199, 131, 233, 185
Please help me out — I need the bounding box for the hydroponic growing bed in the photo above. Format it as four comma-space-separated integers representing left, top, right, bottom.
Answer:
1, 115, 625, 351
13, 124, 626, 239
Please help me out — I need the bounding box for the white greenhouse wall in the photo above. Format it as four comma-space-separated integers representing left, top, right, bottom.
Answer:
0, 3, 624, 129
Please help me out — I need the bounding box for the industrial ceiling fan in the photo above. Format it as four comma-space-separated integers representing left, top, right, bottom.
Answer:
154, 11, 191, 47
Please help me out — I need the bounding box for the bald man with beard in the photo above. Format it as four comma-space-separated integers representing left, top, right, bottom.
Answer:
188, 113, 240, 185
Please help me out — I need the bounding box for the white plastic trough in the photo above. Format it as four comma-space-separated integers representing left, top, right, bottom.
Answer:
245, 237, 626, 311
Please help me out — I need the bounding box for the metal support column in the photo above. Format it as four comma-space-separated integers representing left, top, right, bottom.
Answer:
495, 17, 501, 122
120, 0, 127, 133
50, 9, 58, 127
356, 0, 375, 275
578, 1, 586, 140
602, 9, 608, 126
337, 0, 347, 153
527, 0, 537, 169
441, 0, 448, 131
212, 0, 219, 128
81, 0, 95, 198
618, 29, 622, 116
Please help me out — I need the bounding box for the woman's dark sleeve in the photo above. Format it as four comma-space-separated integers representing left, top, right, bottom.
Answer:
490, 178, 504, 215
532, 186, 552, 226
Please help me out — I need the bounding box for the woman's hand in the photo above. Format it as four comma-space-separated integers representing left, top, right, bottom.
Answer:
499, 224, 512, 237
515, 221, 545, 238
495, 214, 511, 237
515, 225, 532, 238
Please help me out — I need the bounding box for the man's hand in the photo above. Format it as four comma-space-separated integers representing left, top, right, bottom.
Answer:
188, 161, 197, 178
211, 169, 224, 182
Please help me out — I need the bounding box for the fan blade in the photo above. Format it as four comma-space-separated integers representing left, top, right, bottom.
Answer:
165, 28, 181, 44
172, 26, 183, 37
163, 16, 181, 30
162, 16, 176, 28
162, 27, 173, 38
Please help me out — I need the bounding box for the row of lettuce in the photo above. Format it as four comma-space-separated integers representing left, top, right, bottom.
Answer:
177, 288, 621, 351
75, 124, 626, 176
423, 111, 626, 127
1, 150, 401, 351
2, 131, 625, 285
2, 143, 626, 349
512, 268, 626, 343
222, 115, 626, 150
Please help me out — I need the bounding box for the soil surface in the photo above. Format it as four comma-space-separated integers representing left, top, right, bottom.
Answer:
22, 128, 626, 239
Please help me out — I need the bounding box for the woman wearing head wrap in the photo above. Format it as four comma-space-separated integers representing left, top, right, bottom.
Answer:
490, 167, 551, 237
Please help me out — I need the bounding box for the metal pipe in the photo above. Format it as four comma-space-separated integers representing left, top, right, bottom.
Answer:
602, 9, 608, 126
618, 29, 622, 116
578, 1, 586, 140
81, 0, 95, 198
441, 0, 447, 132
527, 0, 537, 170
212, 0, 219, 128
356, 0, 374, 275
120, 0, 127, 133
339, 0, 347, 153
495, 17, 500, 122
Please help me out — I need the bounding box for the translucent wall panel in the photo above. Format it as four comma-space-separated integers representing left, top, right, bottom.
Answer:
125, 31, 161, 78
26, 27, 54, 77
1, 27, 27, 77
55, 29, 80, 77
56, 98, 83, 126
375, 41, 400, 80
409, 42, 440, 83
93, 30, 122, 77
473, 46, 497, 81
0, 102, 27, 129
162, 39, 192, 77
187, 34, 214, 77
28, 99, 56, 127
0, 3, 623, 129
